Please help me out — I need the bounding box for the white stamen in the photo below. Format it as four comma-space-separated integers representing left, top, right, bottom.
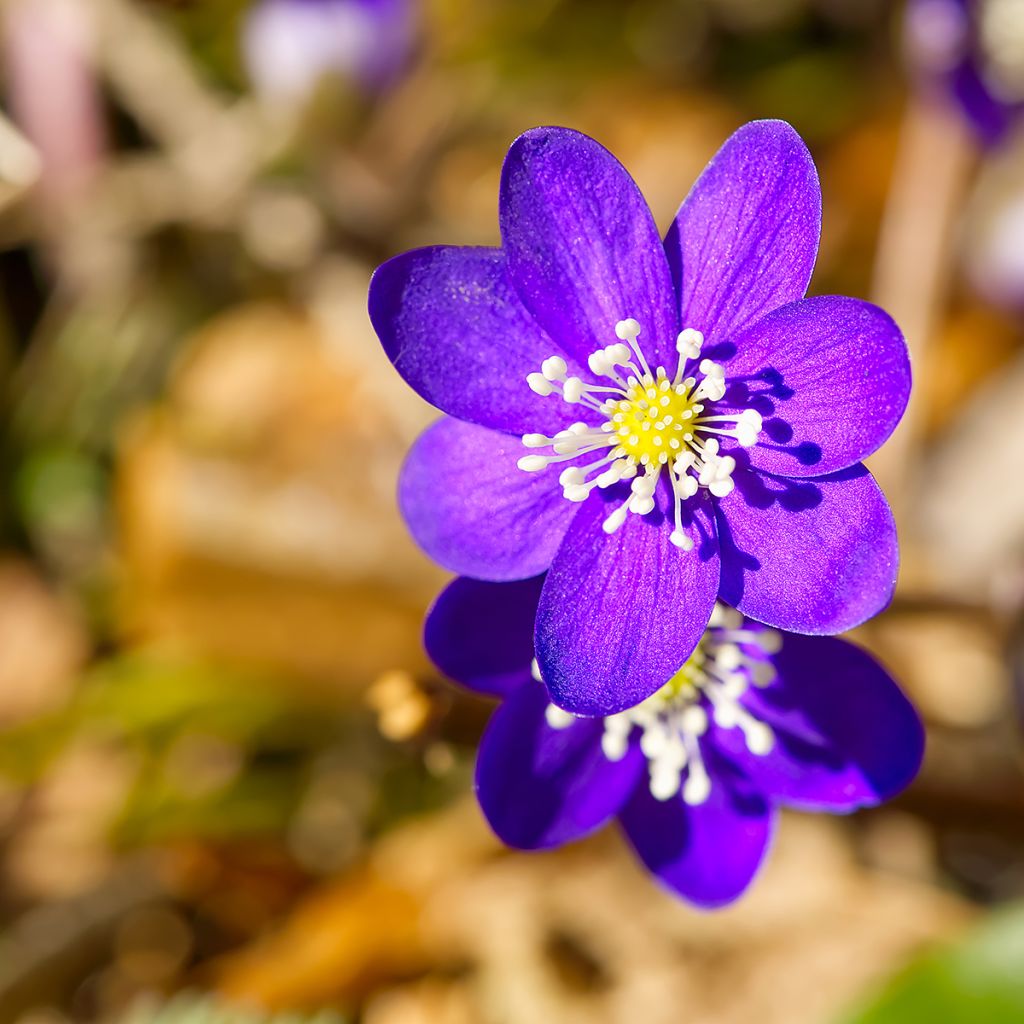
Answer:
519, 320, 763, 548
541, 356, 567, 381
545, 704, 576, 730
574, 602, 782, 804
527, 372, 555, 396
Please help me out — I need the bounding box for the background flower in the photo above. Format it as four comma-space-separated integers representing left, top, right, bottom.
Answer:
425, 575, 924, 908
243, 0, 418, 103
372, 120, 911, 716
905, 0, 1024, 145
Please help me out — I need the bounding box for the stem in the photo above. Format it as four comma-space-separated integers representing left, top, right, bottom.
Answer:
868, 93, 976, 520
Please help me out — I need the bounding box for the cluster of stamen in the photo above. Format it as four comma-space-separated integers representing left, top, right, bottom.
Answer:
542, 604, 781, 805
518, 319, 762, 549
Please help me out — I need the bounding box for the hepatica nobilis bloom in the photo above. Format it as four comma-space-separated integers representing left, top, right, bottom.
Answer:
426, 576, 924, 907
906, 0, 1024, 145
370, 120, 911, 716
244, 0, 417, 101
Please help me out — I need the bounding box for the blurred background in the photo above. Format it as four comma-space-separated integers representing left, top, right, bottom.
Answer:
0, 0, 1023, 1021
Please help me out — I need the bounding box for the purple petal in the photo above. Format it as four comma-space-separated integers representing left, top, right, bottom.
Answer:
475, 681, 643, 850
720, 296, 910, 477
399, 417, 575, 581
370, 246, 587, 436
424, 575, 543, 697
950, 61, 1017, 148
667, 120, 821, 342
717, 635, 924, 811
536, 490, 719, 716
716, 463, 898, 633
500, 127, 679, 369
619, 756, 776, 909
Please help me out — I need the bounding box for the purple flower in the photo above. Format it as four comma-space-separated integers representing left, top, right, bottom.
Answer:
426, 575, 924, 908
243, 0, 417, 102
905, 0, 1024, 145
370, 121, 910, 716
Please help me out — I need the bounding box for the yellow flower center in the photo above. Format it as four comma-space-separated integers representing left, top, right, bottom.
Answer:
610, 371, 701, 468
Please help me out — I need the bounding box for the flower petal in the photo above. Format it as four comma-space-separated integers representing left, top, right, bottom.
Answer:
424, 575, 543, 697
719, 296, 910, 477
475, 681, 644, 850
667, 119, 821, 341
369, 245, 587, 435
951, 62, 1016, 148
619, 756, 776, 909
717, 634, 924, 811
536, 490, 719, 716
399, 417, 575, 581
500, 127, 679, 368
716, 463, 898, 633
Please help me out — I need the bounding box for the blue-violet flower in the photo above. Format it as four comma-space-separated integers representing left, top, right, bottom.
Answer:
426, 575, 925, 908
244, 0, 417, 102
905, 0, 1024, 146
370, 120, 911, 716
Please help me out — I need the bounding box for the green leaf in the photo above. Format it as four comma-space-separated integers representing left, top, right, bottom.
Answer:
843, 905, 1024, 1024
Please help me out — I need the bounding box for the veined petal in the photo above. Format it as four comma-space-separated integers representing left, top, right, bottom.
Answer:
720, 296, 910, 477
475, 681, 644, 850
716, 463, 898, 634
500, 127, 679, 369
536, 490, 719, 717
399, 417, 575, 581
370, 246, 588, 435
717, 635, 924, 811
619, 755, 776, 909
667, 120, 821, 342
424, 575, 543, 698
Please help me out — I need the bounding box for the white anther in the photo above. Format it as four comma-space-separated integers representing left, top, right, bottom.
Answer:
758, 629, 783, 654
680, 705, 708, 735
587, 350, 610, 376
541, 356, 568, 381
602, 503, 630, 534
604, 713, 632, 736
715, 644, 742, 670
629, 494, 655, 516
530, 658, 542, 682
650, 764, 682, 801
527, 372, 555, 396
545, 704, 576, 730
670, 530, 694, 551
562, 377, 586, 403
699, 358, 724, 378
517, 455, 549, 472
601, 730, 629, 761
736, 422, 760, 447
522, 433, 549, 448
676, 328, 704, 359
615, 318, 641, 341
743, 720, 774, 756
682, 766, 710, 806
606, 343, 633, 365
